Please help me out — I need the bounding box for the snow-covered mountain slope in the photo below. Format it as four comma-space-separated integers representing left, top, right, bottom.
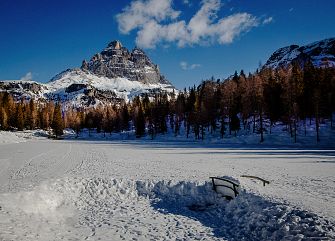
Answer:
47, 68, 174, 106
0, 40, 175, 107
264, 37, 335, 69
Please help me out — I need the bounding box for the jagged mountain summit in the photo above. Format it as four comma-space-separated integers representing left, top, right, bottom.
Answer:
0, 40, 175, 107
264, 37, 335, 69
80, 40, 169, 85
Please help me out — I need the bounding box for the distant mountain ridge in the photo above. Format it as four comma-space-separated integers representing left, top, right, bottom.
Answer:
264, 38, 335, 69
0, 40, 175, 107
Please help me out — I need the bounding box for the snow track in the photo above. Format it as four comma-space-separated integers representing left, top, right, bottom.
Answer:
0, 139, 335, 240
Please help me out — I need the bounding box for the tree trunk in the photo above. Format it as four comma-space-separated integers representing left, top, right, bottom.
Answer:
253, 113, 256, 133
316, 108, 320, 143
229, 115, 231, 135
220, 117, 225, 138
201, 125, 204, 140
260, 109, 264, 143
294, 119, 297, 143
304, 119, 306, 136
289, 120, 293, 138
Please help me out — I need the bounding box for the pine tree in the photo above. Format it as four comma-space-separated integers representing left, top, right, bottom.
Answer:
135, 105, 145, 138
230, 114, 240, 136
263, 74, 283, 133
220, 116, 226, 138
51, 103, 64, 138
120, 104, 130, 131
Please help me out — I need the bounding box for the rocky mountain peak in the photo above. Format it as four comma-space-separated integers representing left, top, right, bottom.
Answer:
80, 40, 170, 85
109, 40, 122, 50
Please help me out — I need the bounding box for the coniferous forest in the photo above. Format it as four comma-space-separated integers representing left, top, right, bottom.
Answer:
1, 63, 334, 142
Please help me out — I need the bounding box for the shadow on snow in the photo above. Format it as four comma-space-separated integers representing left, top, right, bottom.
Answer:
145, 181, 335, 241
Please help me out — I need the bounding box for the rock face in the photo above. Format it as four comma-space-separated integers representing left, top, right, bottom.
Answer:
80, 40, 170, 85
264, 38, 335, 69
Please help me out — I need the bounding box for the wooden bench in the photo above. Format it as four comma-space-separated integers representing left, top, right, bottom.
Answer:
210, 177, 240, 200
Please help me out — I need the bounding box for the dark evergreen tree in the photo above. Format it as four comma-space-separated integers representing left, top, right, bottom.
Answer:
230, 113, 240, 136
52, 103, 64, 138
135, 105, 145, 138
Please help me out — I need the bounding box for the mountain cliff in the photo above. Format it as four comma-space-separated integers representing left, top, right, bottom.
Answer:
80, 40, 169, 85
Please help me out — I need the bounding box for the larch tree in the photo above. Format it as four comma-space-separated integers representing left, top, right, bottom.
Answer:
16, 103, 24, 131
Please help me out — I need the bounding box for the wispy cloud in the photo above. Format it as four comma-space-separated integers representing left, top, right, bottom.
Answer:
289, 7, 294, 12
180, 61, 201, 70
116, 0, 262, 49
263, 16, 273, 24
183, 0, 191, 6
20, 72, 33, 81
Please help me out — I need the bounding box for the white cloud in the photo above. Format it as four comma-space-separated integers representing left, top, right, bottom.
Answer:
190, 63, 201, 69
263, 16, 273, 24
183, 0, 191, 5
20, 72, 33, 81
116, 0, 180, 34
117, 0, 262, 49
180, 61, 201, 70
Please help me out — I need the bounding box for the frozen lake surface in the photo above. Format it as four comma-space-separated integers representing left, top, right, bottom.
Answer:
0, 137, 334, 240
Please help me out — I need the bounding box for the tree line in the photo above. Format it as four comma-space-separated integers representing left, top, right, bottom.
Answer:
0, 93, 64, 137
1, 63, 334, 142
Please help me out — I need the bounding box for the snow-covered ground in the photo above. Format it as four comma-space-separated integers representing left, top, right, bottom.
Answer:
0, 131, 335, 240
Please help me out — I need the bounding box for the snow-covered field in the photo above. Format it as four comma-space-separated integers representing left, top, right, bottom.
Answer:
0, 132, 335, 240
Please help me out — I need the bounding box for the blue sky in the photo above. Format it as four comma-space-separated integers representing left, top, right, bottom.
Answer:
0, 0, 335, 89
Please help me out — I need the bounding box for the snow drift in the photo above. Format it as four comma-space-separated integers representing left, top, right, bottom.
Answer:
1, 177, 334, 241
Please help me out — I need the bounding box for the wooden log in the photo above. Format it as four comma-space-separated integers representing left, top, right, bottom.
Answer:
241, 175, 270, 186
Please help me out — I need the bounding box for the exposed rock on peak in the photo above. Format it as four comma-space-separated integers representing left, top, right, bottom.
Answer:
81, 40, 170, 85
109, 40, 123, 50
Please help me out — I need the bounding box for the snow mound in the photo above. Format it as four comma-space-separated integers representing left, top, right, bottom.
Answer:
0, 131, 26, 144
0, 130, 49, 145
1, 177, 334, 240
0, 181, 73, 220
